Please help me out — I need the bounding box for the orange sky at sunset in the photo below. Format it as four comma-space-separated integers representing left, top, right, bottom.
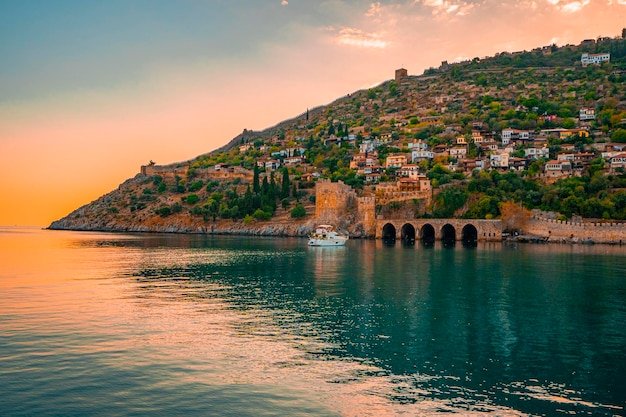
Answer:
1, 1, 625, 226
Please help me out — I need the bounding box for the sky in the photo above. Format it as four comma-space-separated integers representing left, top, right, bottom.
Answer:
1, 0, 625, 226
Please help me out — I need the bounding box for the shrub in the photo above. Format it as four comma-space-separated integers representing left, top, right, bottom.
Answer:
188, 181, 204, 192
290, 204, 306, 218
253, 209, 271, 220
156, 206, 171, 217
186, 194, 200, 205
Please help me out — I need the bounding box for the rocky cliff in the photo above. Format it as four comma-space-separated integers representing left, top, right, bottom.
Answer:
48, 173, 319, 237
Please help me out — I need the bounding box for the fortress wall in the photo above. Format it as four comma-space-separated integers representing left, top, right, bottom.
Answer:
526, 216, 626, 243
314, 180, 357, 223
356, 196, 377, 235
141, 165, 253, 182
141, 165, 189, 179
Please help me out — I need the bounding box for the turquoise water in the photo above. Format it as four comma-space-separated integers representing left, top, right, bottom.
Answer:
1, 227, 624, 416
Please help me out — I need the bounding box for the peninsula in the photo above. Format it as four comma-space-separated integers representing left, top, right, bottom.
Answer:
50, 35, 626, 244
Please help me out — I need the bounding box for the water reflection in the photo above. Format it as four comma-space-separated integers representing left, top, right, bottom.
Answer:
1, 227, 625, 417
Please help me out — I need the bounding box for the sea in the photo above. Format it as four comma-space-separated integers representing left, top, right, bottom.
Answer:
1, 226, 624, 416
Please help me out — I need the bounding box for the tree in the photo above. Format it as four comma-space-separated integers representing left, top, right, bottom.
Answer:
281, 168, 290, 199
611, 129, 626, 143
185, 194, 200, 205
499, 201, 531, 232
290, 204, 306, 218
253, 164, 260, 193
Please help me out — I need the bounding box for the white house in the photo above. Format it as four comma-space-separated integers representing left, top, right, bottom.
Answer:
265, 160, 281, 170
411, 149, 434, 163
610, 153, 626, 170
501, 128, 531, 145
450, 146, 467, 158
283, 156, 304, 166
579, 108, 596, 121
581, 53, 610, 67
407, 140, 428, 151
360, 140, 378, 153
525, 147, 549, 159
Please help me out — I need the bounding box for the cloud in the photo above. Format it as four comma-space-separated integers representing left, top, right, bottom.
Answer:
366, 2, 383, 17
335, 28, 391, 49
281, 0, 288, 5
545, 0, 591, 12
418, 0, 476, 16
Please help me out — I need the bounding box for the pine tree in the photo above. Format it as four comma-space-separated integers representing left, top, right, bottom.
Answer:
253, 164, 260, 193
281, 168, 290, 199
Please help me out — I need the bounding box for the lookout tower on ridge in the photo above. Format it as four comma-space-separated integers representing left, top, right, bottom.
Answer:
395, 68, 408, 81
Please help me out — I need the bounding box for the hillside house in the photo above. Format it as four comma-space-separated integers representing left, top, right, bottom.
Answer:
350, 154, 367, 170
539, 114, 557, 122
501, 128, 531, 145
490, 152, 510, 169
287, 147, 306, 157
450, 146, 468, 158
540, 128, 589, 140
573, 152, 596, 166
399, 164, 421, 179
265, 160, 281, 171
364, 173, 381, 183
581, 53, 610, 67
412, 149, 434, 163
359, 140, 379, 153
283, 156, 305, 166
525, 147, 550, 159
239, 143, 253, 153
458, 158, 485, 173
386, 154, 409, 169
545, 160, 572, 180
480, 141, 499, 152
398, 176, 431, 192
432, 144, 449, 157
610, 153, 626, 172
407, 140, 427, 151
471, 130, 484, 143
509, 157, 527, 171
455, 136, 468, 145
579, 108, 596, 121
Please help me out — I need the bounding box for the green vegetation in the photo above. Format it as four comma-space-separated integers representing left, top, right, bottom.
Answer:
116, 35, 626, 224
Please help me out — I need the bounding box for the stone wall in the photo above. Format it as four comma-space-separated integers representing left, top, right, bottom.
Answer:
141, 164, 253, 182
314, 180, 357, 223
356, 196, 377, 236
525, 216, 626, 243
141, 164, 189, 178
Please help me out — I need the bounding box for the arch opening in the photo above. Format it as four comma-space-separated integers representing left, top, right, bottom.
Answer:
382, 223, 397, 243
462, 224, 478, 247
401, 223, 416, 245
420, 223, 435, 246
441, 224, 456, 247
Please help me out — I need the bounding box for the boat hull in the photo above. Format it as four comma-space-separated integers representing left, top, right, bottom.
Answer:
307, 237, 348, 247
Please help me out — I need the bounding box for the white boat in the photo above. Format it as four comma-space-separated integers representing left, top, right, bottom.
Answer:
308, 225, 348, 247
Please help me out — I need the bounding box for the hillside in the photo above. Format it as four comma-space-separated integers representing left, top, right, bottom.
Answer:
50, 34, 626, 236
